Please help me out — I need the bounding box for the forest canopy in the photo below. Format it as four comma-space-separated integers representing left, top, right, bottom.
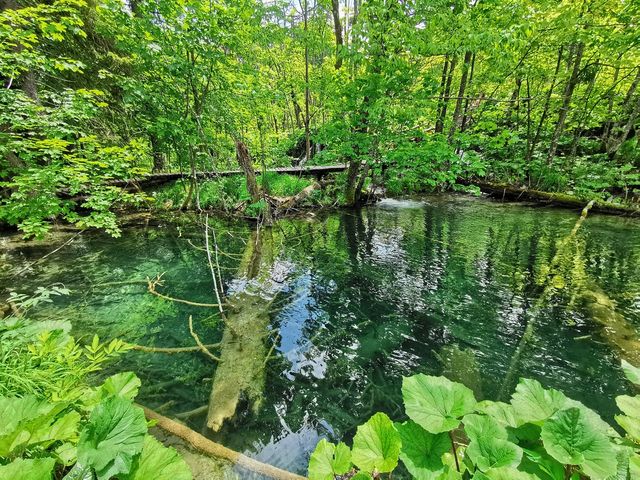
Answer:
1, 0, 639, 236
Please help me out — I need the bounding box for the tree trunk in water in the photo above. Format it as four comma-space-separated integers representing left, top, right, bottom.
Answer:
546, 43, 584, 164
207, 229, 284, 431
331, 0, 344, 69
526, 47, 564, 164
235, 140, 260, 203
435, 56, 457, 134
448, 51, 473, 141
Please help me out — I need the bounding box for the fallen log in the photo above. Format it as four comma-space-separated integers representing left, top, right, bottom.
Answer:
141, 405, 307, 480
463, 180, 640, 216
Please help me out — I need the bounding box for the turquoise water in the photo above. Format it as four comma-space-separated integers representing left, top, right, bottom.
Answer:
1, 195, 640, 475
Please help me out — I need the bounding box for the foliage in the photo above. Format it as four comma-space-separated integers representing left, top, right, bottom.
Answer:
308, 368, 640, 479
0, 291, 192, 479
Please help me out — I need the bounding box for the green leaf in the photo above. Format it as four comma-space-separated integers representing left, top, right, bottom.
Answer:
0, 457, 56, 480
402, 374, 477, 433
463, 414, 508, 442
474, 401, 518, 428
351, 412, 401, 473
121, 435, 192, 480
621, 360, 640, 386
463, 414, 522, 472
521, 447, 564, 480
77, 396, 147, 480
97, 372, 141, 401
615, 395, 640, 442
472, 467, 538, 480
308, 439, 352, 480
510, 379, 567, 426
541, 407, 616, 480
396, 420, 450, 479
351, 473, 372, 480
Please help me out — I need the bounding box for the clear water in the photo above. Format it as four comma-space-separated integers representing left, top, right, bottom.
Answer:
2, 195, 640, 475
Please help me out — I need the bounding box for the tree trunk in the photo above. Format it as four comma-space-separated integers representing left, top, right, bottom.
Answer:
526, 47, 564, 163
460, 53, 476, 132
235, 140, 260, 202
331, 0, 344, 69
303, 0, 311, 164
448, 51, 473, 141
547, 42, 584, 164
606, 66, 640, 157
435, 56, 457, 134
150, 134, 165, 173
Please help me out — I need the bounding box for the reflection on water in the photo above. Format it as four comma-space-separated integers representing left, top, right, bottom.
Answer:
2, 195, 640, 475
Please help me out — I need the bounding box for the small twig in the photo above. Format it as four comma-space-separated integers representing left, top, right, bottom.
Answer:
189, 315, 220, 362
449, 431, 460, 472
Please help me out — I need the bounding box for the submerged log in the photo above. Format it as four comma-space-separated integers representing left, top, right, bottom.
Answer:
207, 229, 285, 431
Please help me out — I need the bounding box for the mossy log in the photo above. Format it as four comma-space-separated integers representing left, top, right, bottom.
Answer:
207, 229, 284, 431
464, 180, 639, 216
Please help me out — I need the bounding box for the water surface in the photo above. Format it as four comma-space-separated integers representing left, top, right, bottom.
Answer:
2, 195, 640, 475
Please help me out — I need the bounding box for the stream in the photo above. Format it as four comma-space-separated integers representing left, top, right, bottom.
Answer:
2, 195, 640, 476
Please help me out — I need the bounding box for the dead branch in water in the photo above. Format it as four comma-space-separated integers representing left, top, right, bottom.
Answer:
129, 342, 221, 354
146, 273, 222, 308
141, 405, 307, 480
189, 315, 220, 362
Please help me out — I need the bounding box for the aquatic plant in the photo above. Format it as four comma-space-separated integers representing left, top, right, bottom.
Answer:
309, 367, 640, 479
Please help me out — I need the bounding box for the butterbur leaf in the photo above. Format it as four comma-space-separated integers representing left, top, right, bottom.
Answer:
351, 412, 401, 473
466, 436, 523, 472
402, 374, 476, 433
615, 415, 640, 443
621, 360, 640, 386
510, 378, 567, 425
351, 473, 372, 480
0, 457, 56, 480
121, 435, 192, 480
308, 439, 352, 480
471, 467, 538, 480
396, 420, 450, 479
463, 414, 508, 442
616, 395, 640, 419
474, 401, 518, 428
98, 372, 141, 401
77, 396, 147, 480
541, 407, 616, 479
521, 447, 564, 480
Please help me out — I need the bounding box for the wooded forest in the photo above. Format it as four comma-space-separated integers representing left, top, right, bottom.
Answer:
2, 2, 640, 480
1, 0, 639, 236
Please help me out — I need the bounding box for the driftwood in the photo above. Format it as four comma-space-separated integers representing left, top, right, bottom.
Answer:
141, 405, 307, 480
147, 273, 222, 308
271, 182, 321, 214
465, 180, 640, 216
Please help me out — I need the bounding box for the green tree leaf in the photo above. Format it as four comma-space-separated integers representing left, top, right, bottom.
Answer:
0, 457, 56, 480
541, 407, 616, 480
351, 412, 401, 473
121, 435, 192, 480
308, 439, 352, 480
396, 420, 450, 479
402, 374, 477, 433
77, 396, 147, 480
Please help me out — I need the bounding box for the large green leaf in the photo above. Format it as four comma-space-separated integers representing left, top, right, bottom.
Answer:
615, 394, 640, 442
77, 396, 147, 480
509, 379, 566, 426
471, 467, 538, 480
396, 420, 450, 479
463, 414, 508, 442
96, 372, 141, 401
308, 439, 352, 480
351, 412, 401, 473
121, 435, 192, 480
463, 414, 522, 472
0, 457, 56, 480
0, 396, 73, 456
402, 374, 476, 433
621, 360, 640, 386
474, 401, 518, 428
541, 407, 616, 480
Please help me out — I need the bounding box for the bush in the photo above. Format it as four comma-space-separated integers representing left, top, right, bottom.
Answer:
308, 366, 640, 479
